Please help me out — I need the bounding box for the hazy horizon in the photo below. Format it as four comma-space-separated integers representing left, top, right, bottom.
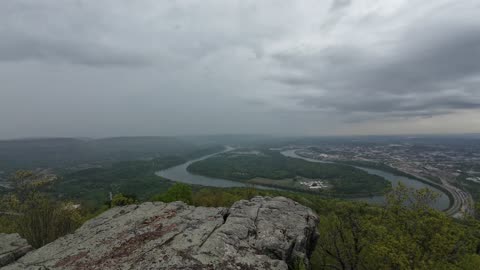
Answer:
3, 132, 480, 142
2, 0, 480, 139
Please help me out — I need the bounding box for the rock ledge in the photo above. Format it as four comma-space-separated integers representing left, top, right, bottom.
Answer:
0, 233, 33, 268
3, 196, 319, 270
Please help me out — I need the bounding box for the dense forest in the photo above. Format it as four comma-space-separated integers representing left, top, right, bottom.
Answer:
187, 150, 391, 196
0, 139, 224, 208
48, 156, 183, 207
0, 137, 210, 173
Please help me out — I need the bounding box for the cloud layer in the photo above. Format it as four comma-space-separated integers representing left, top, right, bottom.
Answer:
1, 0, 480, 138
270, 1, 480, 120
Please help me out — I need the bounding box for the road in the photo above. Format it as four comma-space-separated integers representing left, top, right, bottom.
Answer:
290, 147, 475, 218
390, 166, 474, 218
438, 176, 475, 217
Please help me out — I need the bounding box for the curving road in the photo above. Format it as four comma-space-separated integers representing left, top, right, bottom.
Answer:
386, 166, 474, 218
290, 149, 473, 217
439, 176, 474, 217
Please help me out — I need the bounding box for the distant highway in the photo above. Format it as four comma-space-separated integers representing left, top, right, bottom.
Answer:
438, 176, 475, 217
385, 166, 474, 218
290, 147, 474, 218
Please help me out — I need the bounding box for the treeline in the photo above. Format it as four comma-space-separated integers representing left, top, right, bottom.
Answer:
47, 156, 184, 207
0, 137, 224, 173
46, 145, 224, 208
187, 150, 391, 195
0, 137, 194, 172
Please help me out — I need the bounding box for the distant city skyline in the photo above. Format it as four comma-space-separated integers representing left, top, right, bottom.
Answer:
1, 0, 480, 139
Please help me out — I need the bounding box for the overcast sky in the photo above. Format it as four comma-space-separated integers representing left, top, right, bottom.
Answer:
1, 0, 480, 139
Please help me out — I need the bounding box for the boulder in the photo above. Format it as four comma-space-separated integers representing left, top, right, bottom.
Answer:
0, 233, 32, 267
3, 196, 318, 270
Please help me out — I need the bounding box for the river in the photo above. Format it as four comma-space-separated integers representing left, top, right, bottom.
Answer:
156, 148, 247, 188
281, 150, 450, 210
156, 148, 450, 211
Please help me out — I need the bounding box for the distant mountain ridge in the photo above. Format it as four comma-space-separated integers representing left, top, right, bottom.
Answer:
0, 136, 204, 172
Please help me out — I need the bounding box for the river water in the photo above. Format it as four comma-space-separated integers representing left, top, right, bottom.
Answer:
156, 148, 450, 211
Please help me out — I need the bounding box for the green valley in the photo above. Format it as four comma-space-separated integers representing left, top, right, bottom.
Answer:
187, 149, 391, 196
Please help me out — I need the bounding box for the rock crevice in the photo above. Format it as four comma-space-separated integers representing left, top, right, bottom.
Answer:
0, 233, 33, 268
2, 196, 319, 270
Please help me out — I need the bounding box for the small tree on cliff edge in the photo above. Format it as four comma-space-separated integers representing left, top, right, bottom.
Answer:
0, 170, 82, 248
152, 183, 193, 204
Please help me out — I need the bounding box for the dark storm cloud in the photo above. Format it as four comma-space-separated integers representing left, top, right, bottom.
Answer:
271, 15, 480, 120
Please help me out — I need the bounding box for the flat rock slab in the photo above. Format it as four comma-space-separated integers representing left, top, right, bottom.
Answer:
0, 233, 33, 267
3, 196, 318, 270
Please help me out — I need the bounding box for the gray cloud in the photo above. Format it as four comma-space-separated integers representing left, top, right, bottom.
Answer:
0, 1, 152, 67
1, 0, 480, 138
330, 0, 352, 11
0, 34, 150, 67
0, 1, 289, 68
271, 11, 480, 120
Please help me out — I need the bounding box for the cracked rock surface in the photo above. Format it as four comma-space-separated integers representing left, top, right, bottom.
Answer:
3, 196, 319, 270
0, 233, 33, 268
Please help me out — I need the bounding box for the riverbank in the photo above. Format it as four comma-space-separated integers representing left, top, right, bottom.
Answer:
281, 149, 451, 211
156, 148, 450, 211
186, 149, 391, 196
290, 150, 456, 213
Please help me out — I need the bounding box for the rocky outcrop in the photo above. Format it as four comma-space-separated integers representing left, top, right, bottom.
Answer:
3, 196, 319, 270
0, 233, 33, 267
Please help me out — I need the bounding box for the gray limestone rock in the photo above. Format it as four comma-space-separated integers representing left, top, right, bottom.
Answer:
0, 233, 33, 267
3, 196, 318, 270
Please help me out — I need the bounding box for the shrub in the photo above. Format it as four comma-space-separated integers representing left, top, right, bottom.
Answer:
151, 183, 193, 204
0, 170, 83, 248
12, 194, 82, 248
111, 193, 137, 207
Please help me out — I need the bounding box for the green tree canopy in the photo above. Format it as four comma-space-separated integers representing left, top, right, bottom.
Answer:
152, 183, 193, 204
111, 193, 137, 207
0, 170, 82, 248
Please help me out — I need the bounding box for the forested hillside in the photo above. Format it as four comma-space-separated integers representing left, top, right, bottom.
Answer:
0, 137, 203, 172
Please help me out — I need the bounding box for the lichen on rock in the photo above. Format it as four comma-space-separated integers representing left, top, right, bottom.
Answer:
2, 196, 319, 270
